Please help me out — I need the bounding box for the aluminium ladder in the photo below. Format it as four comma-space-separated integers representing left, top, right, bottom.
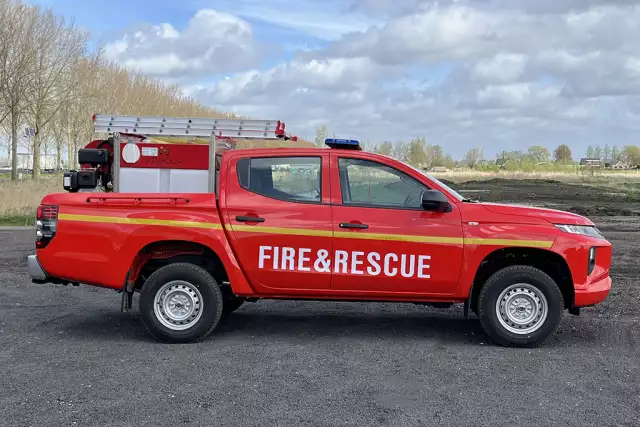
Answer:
92, 114, 297, 193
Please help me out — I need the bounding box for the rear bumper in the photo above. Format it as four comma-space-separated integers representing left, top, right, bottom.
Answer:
574, 275, 611, 307
27, 254, 48, 282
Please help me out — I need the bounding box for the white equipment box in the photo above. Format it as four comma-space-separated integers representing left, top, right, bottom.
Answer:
92, 114, 297, 194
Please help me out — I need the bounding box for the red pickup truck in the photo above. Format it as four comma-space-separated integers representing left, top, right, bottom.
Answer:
27, 139, 612, 347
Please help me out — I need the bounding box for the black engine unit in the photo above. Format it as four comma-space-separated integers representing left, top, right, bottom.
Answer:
78, 148, 110, 166
63, 170, 98, 192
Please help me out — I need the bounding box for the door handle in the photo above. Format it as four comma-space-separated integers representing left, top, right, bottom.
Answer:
339, 222, 369, 229
236, 216, 265, 223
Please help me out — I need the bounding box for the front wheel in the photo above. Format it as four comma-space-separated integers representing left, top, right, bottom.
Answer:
139, 263, 223, 343
477, 265, 564, 348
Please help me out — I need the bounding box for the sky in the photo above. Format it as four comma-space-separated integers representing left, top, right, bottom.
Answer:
19, 0, 640, 160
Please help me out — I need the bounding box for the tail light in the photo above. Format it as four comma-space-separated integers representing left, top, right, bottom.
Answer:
36, 204, 58, 249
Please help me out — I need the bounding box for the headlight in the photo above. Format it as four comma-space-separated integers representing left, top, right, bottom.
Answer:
555, 224, 604, 239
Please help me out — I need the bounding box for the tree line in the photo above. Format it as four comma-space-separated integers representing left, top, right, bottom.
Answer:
474, 143, 639, 169
315, 125, 640, 169
315, 125, 457, 168
0, 0, 243, 181
584, 144, 640, 166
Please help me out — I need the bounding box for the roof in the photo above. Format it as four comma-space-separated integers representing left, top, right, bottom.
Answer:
580, 157, 601, 165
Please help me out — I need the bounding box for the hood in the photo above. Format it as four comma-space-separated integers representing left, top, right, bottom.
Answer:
479, 202, 594, 226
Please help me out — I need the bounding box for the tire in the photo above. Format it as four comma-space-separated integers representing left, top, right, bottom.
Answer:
221, 298, 244, 317
477, 265, 564, 348
139, 263, 223, 343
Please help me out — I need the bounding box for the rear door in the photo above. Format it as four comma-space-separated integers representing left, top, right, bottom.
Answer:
329, 152, 464, 296
221, 152, 333, 294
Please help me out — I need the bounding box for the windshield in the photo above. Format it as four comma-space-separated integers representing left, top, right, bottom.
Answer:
406, 164, 466, 202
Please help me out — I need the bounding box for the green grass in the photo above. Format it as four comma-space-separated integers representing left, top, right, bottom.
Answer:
0, 213, 35, 226
0, 174, 62, 219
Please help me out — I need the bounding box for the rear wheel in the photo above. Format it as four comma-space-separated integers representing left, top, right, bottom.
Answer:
477, 265, 564, 347
139, 263, 223, 343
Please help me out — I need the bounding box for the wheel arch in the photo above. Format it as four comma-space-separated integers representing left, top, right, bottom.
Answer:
468, 247, 574, 314
127, 240, 230, 293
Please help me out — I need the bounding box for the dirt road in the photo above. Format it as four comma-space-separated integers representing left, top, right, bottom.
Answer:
1, 180, 639, 426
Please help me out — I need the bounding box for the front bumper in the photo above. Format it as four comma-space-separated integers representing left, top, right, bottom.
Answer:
27, 255, 48, 281
574, 275, 611, 307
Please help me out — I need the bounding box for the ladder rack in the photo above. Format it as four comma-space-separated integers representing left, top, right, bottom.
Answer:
93, 114, 296, 140
91, 114, 299, 193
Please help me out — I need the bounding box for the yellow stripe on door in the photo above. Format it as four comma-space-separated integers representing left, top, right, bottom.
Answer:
58, 214, 553, 248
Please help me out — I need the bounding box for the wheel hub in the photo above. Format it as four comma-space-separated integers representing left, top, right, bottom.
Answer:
153, 280, 203, 331
496, 283, 548, 335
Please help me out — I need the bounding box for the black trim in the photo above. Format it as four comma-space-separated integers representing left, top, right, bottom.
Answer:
337, 202, 426, 212
339, 222, 369, 229
236, 216, 265, 223
464, 284, 474, 320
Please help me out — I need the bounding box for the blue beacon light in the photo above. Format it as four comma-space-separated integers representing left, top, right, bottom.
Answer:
324, 138, 361, 150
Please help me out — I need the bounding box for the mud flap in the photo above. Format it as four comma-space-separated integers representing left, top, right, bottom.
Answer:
120, 272, 134, 313
464, 298, 471, 319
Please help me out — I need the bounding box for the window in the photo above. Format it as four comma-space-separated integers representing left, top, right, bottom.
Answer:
237, 156, 322, 203
405, 164, 465, 202
339, 158, 428, 209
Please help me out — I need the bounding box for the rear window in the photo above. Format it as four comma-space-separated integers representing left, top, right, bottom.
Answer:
236, 156, 321, 203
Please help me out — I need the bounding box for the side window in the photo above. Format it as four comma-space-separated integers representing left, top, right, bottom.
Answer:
338, 158, 428, 209
236, 156, 322, 203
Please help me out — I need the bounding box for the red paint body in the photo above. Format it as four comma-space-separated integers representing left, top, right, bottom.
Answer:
120, 142, 209, 170
35, 147, 612, 309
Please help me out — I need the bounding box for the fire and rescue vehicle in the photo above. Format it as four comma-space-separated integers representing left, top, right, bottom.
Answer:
26, 114, 612, 347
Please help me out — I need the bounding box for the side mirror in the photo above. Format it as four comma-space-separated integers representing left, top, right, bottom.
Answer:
421, 190, 452, 213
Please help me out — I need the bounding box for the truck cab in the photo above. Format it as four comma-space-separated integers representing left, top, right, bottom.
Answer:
221, 145, 465, 297
27, 120, 612, 348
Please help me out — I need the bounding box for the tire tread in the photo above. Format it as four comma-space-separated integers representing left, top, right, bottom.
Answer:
477, 264, 564, 348
139, 262, 223, 343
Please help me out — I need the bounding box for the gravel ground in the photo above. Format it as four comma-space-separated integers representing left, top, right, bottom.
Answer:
1, 217, 639, 427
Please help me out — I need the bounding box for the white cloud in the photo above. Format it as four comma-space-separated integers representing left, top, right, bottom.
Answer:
190, 0, 379, 40
104, 1, 640, 157
103, 9, 262, 77
471, 54, 528, 83
320, 4, 501, 65
318, 3, 640, 68
476, 83, 560, 108
190, 57, 391, 108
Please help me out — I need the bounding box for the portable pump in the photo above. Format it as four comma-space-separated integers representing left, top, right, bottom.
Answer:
63, 138, 114, 193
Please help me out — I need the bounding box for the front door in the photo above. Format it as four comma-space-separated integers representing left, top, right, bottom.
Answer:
222, 153, 333, 293
329, 154, 464, 296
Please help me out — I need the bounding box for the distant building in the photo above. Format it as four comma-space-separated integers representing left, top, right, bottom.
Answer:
579, 157, 601, 167
613, 161, 631, 170
4, 153, 62, 172
603, 159, 630, 169
0, 152, 63, 173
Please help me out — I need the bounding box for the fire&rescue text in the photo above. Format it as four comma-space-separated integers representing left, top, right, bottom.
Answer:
258, 246, 431, 278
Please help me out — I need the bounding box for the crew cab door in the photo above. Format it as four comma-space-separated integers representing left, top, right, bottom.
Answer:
220, 152, 333, 293
329, 152, 464, 296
